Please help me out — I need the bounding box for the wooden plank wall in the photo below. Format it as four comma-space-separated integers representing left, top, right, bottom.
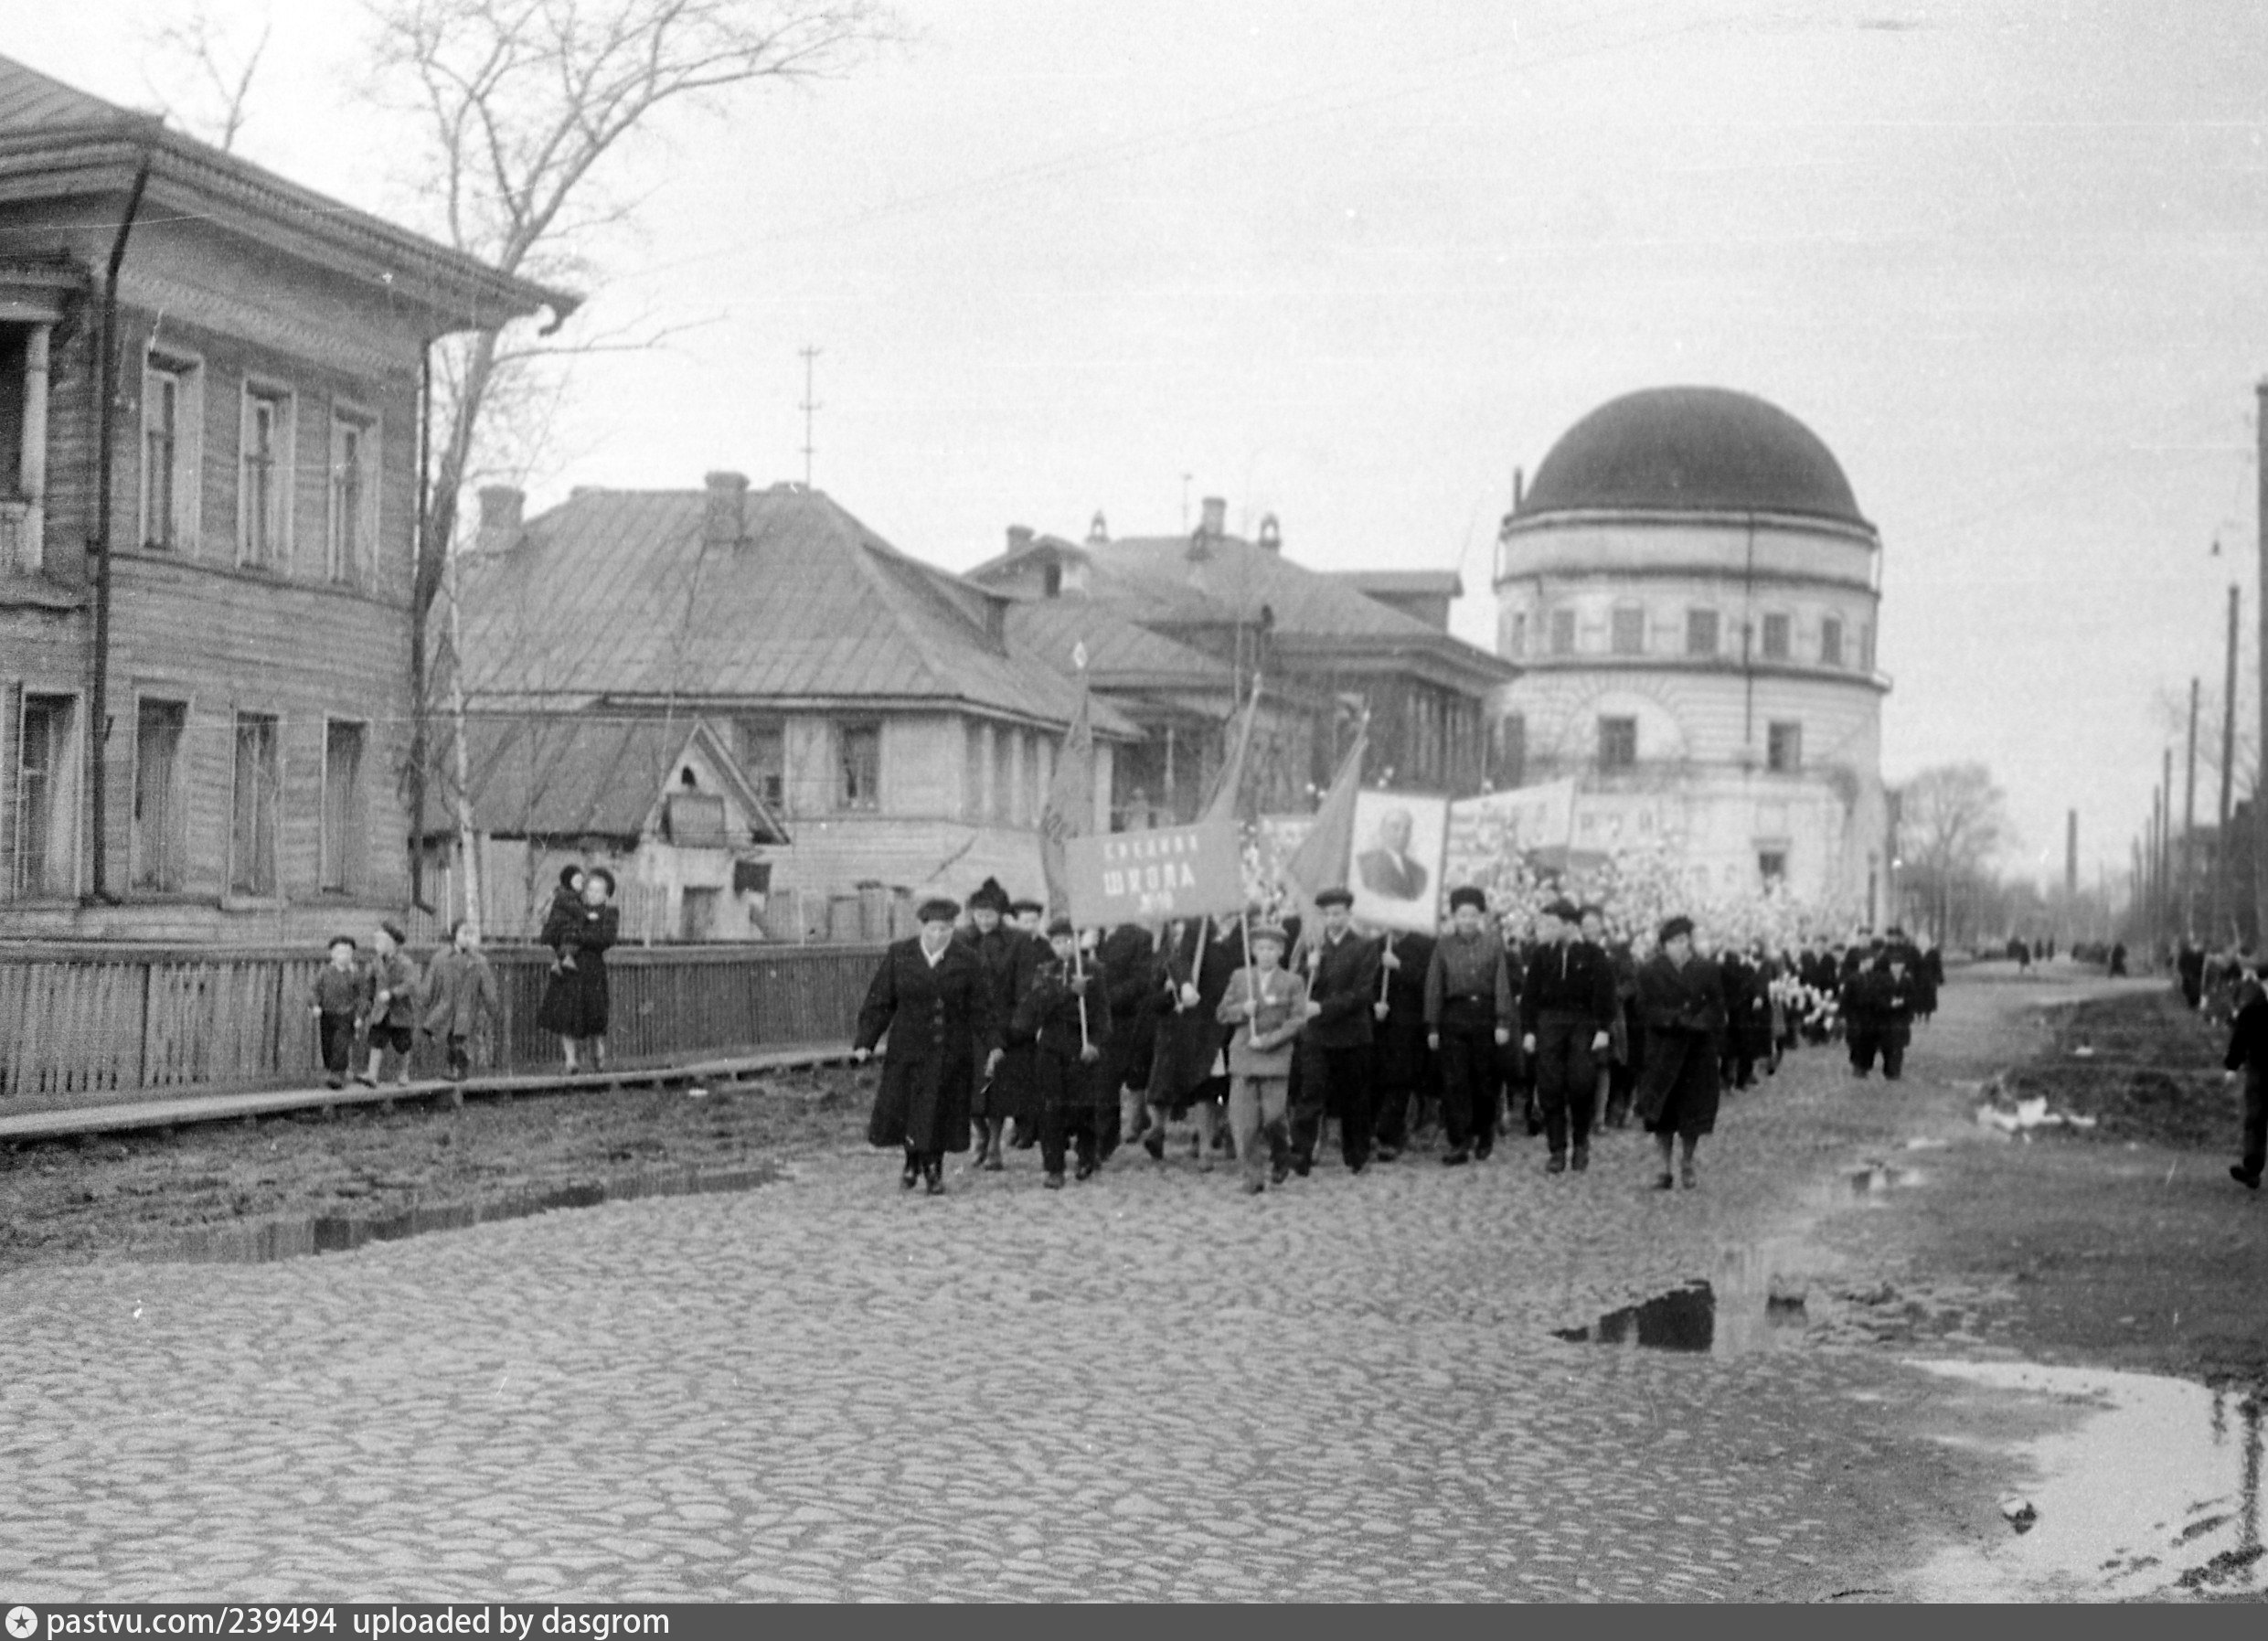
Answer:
0, 943, 883, 1113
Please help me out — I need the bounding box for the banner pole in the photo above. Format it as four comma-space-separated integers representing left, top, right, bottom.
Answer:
1073, 930, 1091, 1054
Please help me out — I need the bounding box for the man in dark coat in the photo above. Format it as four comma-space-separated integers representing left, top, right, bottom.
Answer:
1634, 916, 1725, 1189
855, 897, 997, 1196
1142, 917, 1241, 1165
963, 882, 1045, 1168
1371, 925, 1436, 1161
1520, 897, 1618, 1174
1015, 918, 1113, 1188
1846, 954, 1917, 1079
1425, 887, 1514, 1164
2220, 964, 2268, 1190
1097, 921, 1158, 1160
1290, 889, 1382, 1175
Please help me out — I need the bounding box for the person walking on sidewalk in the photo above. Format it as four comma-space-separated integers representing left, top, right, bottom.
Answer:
308, 934, 371, 1092
2221, 962, 2268, 1191
421, 919, 500, 1082
1217, 922, 1307, 1193
1634, 916, 1726, 1190
1520, 897, 1618, 1175
359, 921, 421, 1089
1290, 889, 1382, 1175
855, 896, 996, 1196
1425, 887, 1513, 1166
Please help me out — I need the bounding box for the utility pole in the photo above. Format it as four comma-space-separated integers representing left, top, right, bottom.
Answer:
2066, 808, 2078, 944
2254, 378, 2268, 943
798, 345, 821, 489
2161, 746, 2174, 943
2185, 677, 2200, 939
2222, 584, 2241, 943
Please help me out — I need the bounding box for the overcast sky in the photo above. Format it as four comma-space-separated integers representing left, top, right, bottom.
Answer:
16, 0, 2268, 886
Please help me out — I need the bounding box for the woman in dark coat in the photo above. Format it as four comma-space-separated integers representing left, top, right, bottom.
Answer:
1634, 916, 1726, 1190
1098, 921, 1159, 1158
1141, 916, 1241, 1166
536, 866, 619, 1071
854, 896, 997, 1195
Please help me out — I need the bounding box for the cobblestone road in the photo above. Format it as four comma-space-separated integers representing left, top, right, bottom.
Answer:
0, 991, 2044, 1603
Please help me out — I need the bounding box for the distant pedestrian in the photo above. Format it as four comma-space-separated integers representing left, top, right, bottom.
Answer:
1520, 897, 1618, 1175
359, 921, 420, 1089
421, 920, 500, 1082
1634, 917, 1726, 1190
854, 896, 995, 1196
1425, 887, 1513, 1166
2220, 964, 2268, 1192
537, 867, 619, 1071
308, 934, 371, 1092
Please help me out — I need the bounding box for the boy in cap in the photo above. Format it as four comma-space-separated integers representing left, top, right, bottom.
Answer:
1426, 887, 1514, 1164
1217, 921, 1308, 1192
1519, 897, 1617, 1173
308, 934, 371, 1091
1015, 917, 1113, 1188
358, 920, 421, 1089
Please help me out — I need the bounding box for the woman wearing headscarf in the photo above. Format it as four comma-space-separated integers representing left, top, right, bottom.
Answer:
536, 865, 618, 1071
854, 895, 997, 1195
1634, 916, 1726, 1190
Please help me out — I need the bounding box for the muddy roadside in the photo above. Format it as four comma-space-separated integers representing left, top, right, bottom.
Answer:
1810, 966, 2268, 1393
0, 1063, 877, 1268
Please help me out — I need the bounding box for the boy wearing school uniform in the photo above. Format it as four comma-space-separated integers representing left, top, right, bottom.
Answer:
1216, 922, 1308, 1193
359, 920, 421, 1089
308, 935, 371, 1091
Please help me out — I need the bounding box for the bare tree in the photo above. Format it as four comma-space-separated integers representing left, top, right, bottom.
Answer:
361, 0, 896, 902
141, 3, 274, 152
1897, 762, 2014, 945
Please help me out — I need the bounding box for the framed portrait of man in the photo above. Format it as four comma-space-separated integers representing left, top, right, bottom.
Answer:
1348, 789, 1450, 934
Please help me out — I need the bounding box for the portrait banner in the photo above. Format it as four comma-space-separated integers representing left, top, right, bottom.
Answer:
1065, 817, 1246, 928
1348, 789, 1451, 934
1445, 778, 1578, 883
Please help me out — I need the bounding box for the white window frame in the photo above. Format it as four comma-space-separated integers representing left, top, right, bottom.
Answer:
326, 403, 380, 588
141, 351, 204, 553
1766, 719, 1803, 773
238, 379, 295, 571
319, 714, 368, 896
12, 688, 81, 900
129, 690, 192, 894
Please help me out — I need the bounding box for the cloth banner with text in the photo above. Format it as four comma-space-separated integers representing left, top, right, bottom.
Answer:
1065, 818, 1246, 928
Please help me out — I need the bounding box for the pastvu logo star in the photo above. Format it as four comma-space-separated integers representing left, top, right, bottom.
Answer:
6, 1605, 38, 1640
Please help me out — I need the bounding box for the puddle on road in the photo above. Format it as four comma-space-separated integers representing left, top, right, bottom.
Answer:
142, 1164, 780, 1263
1911, 1359, 2265, 1599
1554, 1242, 1813, 1359
1845, 1163, 1926, 1197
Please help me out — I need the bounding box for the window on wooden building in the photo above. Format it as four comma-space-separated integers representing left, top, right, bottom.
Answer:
1610, 605, 1646, 656
1686, 608, 1719, 656
1759, 850, 1788, 885
132, 698, 187, 892
239, 386, 293, 570
1766, 720, 1803, 773
680, 885, 720, 941
734, 716, 785, 811
1597, 716, 1637, 772
1820, 615, 1844, 668
1549, 608, 1576, 656
1761, 612, 1791, 661
13, 694, 76, 898
327, 410, 379, 586
230, 711, 282, 896
143, 357, 200, 551
321, 719, 366, 894
836, 721, 881, 812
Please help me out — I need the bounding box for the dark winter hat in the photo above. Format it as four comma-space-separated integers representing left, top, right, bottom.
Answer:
588, 867, 617, 897
1658, 915, 1695, 944
970, 877, 1010, 913
1009, 897, 1046, 916
326, 933, 357, 953
1046, 916, 1074, 937
378, 920, 406, 945
917, 896, 960, 924
1448, 886, 1487, 913
1314, 887, 1354, 908
559, 864, 583, 890
1578, 903, 1606, 922
1542, 897, 1581, 922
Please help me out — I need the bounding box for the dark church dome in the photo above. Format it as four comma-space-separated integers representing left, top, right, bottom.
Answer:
1517, 387, 1867, 527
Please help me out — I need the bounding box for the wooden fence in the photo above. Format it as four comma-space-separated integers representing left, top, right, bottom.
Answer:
0, 942, 883, 1114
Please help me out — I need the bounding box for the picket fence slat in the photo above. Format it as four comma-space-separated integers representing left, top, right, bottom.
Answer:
0, 943, 884, 1113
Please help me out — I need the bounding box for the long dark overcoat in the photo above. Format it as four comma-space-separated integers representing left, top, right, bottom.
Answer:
535, 902, 618, 1039
967, 926, 1045, 1124
1145, 920, 1244, 1111
1634, 952, 1726, 1137
858, 937, 996, 1154
1100, 923, 1158, 1100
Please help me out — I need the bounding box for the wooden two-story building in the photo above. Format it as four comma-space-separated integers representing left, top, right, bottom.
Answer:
0, 56, 568, 941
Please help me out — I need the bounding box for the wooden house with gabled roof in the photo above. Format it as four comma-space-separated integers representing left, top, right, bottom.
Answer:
454, 474, 1137, 916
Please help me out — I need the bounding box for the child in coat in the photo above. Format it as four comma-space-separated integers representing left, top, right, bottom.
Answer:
308, 934, 371, 1091
421, 920, 500, 1082
360, 921, 421, 1089
1216, 922, 1309, 1193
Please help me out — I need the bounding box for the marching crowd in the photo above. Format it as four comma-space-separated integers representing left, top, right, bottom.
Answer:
850, 876, 1944, 1198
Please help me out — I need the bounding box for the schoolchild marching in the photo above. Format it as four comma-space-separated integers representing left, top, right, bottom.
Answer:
1216, 921, 1308, 1192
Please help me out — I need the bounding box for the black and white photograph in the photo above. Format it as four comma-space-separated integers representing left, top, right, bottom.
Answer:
4, 0, 2268, 1611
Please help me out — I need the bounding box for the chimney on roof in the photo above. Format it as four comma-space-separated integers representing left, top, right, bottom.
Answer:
1006, 524, 1035, 556
704, 471, 749, 548
1257, 513, 1282, 553
1088, 511, 1108, 544
1189, 495, 1226, 563
475, 485, 524, 552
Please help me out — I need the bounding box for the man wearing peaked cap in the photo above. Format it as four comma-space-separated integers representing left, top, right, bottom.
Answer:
1314, 886, 1354, 909
1521, 893, 1619, 1175
1427, 884, 1514, 1165
852, 890, 998, 1196
1290, 883, 1381, 1175
917, 896, 961, 925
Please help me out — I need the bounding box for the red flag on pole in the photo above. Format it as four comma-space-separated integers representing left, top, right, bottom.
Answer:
1200, 673, 1262, 824
1284, 720, 1367, 923
1039, 645, 1096, 918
